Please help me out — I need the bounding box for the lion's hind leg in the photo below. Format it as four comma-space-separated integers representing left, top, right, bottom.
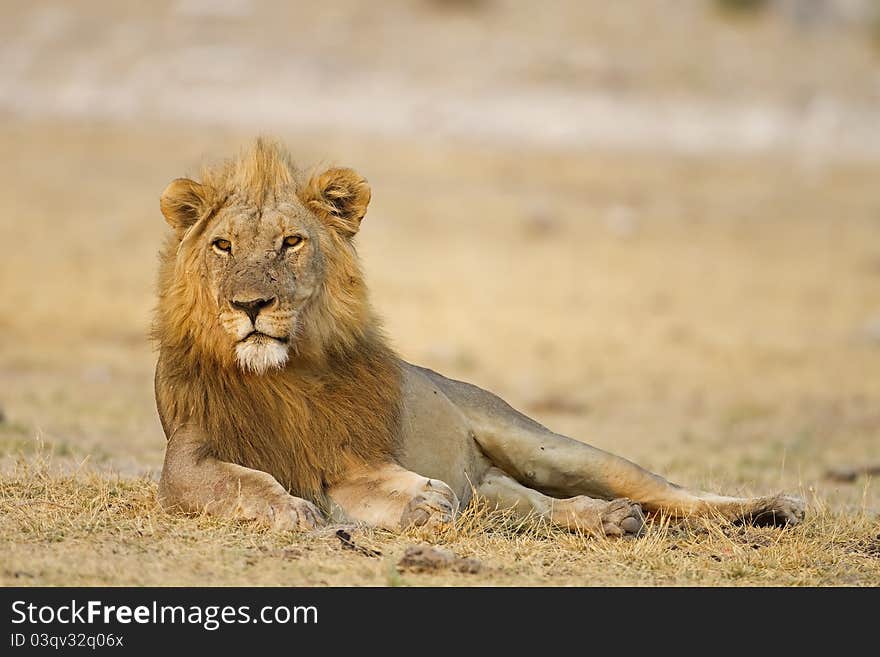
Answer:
476, 425, 805, 527
471, 416, 805, 527
475, 467, 645, 538
422, 366, 804, 528
478, 424, 806, 527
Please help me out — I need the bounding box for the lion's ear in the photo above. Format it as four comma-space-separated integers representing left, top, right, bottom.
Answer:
160, 178, 209, 239
302, 167, 371, 238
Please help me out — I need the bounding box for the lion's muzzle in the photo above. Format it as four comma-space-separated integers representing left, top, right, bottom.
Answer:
223, 293, 295, 373
230, 294, 278, 323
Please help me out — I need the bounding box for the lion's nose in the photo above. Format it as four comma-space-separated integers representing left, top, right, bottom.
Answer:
230, 296, 277, 323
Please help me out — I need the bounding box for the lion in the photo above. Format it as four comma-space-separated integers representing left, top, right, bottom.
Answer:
154, 139, 805, 537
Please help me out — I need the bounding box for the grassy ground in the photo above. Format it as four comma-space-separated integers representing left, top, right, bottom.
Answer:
1, 120, 879, 586
2, 454, 878, 586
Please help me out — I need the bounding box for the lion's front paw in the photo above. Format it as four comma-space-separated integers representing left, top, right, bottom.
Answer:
399, 479, 459, 530
741, 494, 805, 528
266, 496, 326, 531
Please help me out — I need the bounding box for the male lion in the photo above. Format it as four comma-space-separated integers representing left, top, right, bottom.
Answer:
154, 140, 804, 537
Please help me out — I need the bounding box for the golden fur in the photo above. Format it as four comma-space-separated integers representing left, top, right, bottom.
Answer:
154, 140, 400, 506
154, 138, 804, 536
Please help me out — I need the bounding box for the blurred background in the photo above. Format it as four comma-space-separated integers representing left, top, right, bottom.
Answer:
1, 0, 878, 510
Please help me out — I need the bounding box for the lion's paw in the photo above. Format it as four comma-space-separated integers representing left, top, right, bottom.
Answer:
265, 496, 326, 532
399, 479, 459, 530
599, 498, 646, 538
552, 496, 645, 538
741, 494, 805, 528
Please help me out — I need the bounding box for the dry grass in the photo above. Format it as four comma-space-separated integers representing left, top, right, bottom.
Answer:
2, 451, 878, 586
1, 120, 879, 586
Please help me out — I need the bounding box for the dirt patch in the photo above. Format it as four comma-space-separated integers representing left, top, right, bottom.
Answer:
397, 545, 482, 574
844, 534, 880, 559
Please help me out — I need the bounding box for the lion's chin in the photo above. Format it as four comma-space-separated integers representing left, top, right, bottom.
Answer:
235, 335, 289, 374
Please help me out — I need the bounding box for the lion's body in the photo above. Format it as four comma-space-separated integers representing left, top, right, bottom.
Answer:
154, 140, 804, 535
396, 364, 491, 505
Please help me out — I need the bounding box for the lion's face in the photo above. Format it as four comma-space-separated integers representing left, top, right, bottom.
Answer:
203, 199, 325, 373
158, 141, 372, 374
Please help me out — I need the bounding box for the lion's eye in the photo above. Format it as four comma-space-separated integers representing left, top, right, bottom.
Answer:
283, 235, 305, 251
212, 238, 232, 253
